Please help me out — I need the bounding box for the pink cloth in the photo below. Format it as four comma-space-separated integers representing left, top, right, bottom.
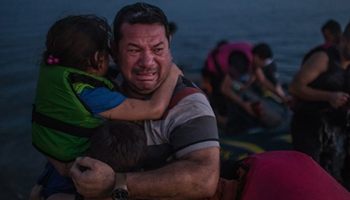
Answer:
205, 42, 253, 75
240, 151, 350, 200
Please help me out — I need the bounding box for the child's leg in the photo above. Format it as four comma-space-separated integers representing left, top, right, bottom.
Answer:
47, 193, 75, 200
36, 162, 77, 199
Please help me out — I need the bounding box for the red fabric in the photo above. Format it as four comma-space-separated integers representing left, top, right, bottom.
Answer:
240, 151, 350, 200
205, 42, 253, 75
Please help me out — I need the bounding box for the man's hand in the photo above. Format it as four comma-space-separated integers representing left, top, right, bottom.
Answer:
70, 157, 116, 199
328, 92, 349, 109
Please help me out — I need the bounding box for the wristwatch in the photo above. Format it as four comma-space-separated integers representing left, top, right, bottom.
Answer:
111, 173, 128, 200
112, 188, 128, 200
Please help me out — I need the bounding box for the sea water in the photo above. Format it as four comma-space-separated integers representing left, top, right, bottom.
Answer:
1, 0, 349, 134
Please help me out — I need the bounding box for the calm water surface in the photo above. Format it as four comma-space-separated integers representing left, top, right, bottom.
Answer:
0, 0, 349, 197
1, 0, 349, 134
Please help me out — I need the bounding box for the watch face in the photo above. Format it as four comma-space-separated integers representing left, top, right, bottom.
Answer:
112, 188, 129, 200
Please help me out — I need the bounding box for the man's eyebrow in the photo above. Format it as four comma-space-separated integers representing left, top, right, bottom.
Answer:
127, 43, 141, 48
126, 42, 164, 48
153, 42, 164, 47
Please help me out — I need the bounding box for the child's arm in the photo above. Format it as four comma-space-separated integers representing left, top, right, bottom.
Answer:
99, 64, 182, 120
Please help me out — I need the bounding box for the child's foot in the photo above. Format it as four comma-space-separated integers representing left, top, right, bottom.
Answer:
29, 184, 43, 200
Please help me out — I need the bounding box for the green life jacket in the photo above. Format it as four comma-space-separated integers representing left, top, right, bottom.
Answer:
32, 65, 117, 162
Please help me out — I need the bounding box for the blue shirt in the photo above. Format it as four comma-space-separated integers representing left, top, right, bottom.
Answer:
78, 87, 126, 115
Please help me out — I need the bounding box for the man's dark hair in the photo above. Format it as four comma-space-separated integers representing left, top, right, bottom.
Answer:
113, 2, 170, 46
322, 19, 342, 36
168, 21, 178, 36
252, 43, 273, 59
88, 120, 147, 172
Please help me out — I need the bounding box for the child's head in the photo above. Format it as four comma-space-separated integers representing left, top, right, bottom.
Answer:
228, 51, 251, 78
43, 15, 111, 75
88, 120, 147, 172
252, 43, 273, 68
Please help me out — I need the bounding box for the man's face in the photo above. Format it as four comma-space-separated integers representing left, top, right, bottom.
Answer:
116, 23, 172, 94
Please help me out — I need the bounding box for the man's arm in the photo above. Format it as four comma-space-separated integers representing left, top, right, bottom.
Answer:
127, 147, 220, 200
71, 84, 220, 200
70, 147, 220, 200
254, 67, 286, 101
289, 51, 349, 108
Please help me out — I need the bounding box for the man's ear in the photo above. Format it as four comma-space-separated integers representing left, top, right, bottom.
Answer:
168, 35, 172, 46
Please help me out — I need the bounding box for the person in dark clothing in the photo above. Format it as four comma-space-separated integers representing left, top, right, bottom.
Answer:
289, 21, 350, 190
251, 43, 288, 103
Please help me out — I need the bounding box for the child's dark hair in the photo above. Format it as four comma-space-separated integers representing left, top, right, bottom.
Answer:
43, 15, 111, 71
88, 120, 147, 172
229, 51, 250, 76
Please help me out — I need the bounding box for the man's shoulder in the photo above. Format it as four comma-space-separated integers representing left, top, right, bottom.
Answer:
173, 76, 200, 93
169, 76, 207, 108
164, 77, 215, 119
302, 44, 334, 64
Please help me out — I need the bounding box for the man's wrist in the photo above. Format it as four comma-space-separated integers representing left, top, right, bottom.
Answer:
114, 173, 128, 190
111, 173, 128, 200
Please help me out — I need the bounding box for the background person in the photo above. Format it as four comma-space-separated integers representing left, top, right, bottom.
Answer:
212, 42, 284, 133
251, 43, 288, 103
202, 42, 253, 127
322, 19, 342, 47
302, 19, 342, 64
289, 21, 350, 190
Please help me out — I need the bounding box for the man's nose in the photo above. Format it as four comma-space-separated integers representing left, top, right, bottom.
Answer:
139, 50, 155, 67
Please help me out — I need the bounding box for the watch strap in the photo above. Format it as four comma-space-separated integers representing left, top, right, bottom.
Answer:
115, 173, 128, 190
